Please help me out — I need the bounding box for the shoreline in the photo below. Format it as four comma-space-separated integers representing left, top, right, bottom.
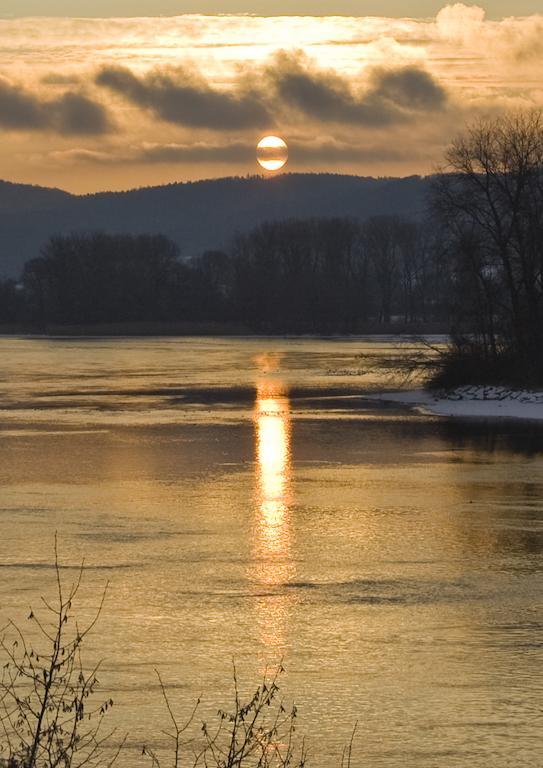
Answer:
367, 386, 543, 422
0, 322, 451, 338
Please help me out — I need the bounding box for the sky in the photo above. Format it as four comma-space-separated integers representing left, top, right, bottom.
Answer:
3, 0, 543, 17
0, 2, 542, 192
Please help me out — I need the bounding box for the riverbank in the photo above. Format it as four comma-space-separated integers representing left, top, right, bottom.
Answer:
0, 321, 251, 336
0, 321, 450, 337
368, 385, 543, 421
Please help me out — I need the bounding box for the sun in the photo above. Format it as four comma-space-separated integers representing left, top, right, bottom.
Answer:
256, 136, 288, 172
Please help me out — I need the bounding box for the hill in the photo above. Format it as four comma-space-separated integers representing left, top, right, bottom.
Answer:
0, 173, 431, 277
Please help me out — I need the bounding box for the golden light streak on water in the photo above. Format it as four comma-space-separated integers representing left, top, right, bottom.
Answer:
252, 380, 295, 649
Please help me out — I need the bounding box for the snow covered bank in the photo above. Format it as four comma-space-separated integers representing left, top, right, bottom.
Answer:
368, 385, 543, 421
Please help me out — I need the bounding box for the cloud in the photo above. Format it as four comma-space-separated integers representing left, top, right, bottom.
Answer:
511, 19, 543, 62
41, 73, 82, 86
264, 51, 367, 123
0, 78, 111, 135
264, 50, 447, 125
49, 141, 252, 166
0, 79, 43, 131
48, 136, 426, 168
94, 54, 447, 133
48, 148, 116, 164
52, 92, 112, 135
289, 137, 420, 164
436, 4, 486, 42
368, 67, 447, 111
435, 4, 543, 64
96, 65, 272, 130
137, 141, 251, 163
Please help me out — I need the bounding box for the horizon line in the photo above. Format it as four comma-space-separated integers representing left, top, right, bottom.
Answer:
0, 170, 431, 197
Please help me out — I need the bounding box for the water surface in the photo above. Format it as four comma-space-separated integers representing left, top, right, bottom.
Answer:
1, 336, 542, 766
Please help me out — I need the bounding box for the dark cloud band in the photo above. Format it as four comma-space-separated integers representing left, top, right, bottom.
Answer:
0, 78, 112, 135
96, 65, 272, 130
264, 51, 447, 125
95, 54, 447, 131
0, 53, 448, 144
50, 137, 420, 167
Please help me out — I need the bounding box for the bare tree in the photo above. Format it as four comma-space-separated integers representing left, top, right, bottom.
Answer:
0, 537, 123, 768
432, 110, 543, 382
362, 215, 402, 324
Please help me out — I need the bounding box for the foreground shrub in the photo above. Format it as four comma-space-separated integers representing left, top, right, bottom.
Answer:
0, 539, 121, 768
143, 664, 311, 768
0, 543, 357, 768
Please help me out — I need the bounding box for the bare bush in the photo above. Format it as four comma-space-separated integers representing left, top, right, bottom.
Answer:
1, 543, 357, 768
0, 538, 123, 768
143, 663, 309, 768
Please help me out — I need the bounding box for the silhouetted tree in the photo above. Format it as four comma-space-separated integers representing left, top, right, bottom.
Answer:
22, 233, 184, 325
361, 216, 403, 323
0, 279, 21, 324
433, 110, 543, 384
231, 217, 371, 332
188, 250, 234, 321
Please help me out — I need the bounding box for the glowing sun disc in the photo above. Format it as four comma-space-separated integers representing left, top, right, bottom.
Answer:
257, 136, 288, 172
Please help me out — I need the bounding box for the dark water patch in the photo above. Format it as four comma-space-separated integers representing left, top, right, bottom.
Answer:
169, 386, 257, 405
24, 383, 373, 407
149, 555, 247, 565
34, 385, 257, 401
0, 399, 143, 412
492, 621, 543, 632
280, 577, 478, 607
422, 720, 514, 729
94, 679, 191, 693
247, 591, 285, 599
0, 401, 80, 411
0, 561, 135, 571
345, 585, 476, 607
373, 748, 481, 759
77, 529, 208, 544
485, 528, 543, 556
291, 412, 543, 459
440, 418, 543, 457
422, 413, 543, 458
0, 507, 51, 516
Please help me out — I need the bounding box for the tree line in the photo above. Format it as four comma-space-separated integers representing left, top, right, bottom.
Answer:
0, 216, 451, 333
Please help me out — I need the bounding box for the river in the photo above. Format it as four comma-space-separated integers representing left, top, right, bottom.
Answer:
1, 336, 542, 766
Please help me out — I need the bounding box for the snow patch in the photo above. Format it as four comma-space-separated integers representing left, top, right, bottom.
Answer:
367, 386, 543, 421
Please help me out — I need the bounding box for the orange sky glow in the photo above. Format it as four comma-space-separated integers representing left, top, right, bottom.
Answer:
0, 4, 542, 192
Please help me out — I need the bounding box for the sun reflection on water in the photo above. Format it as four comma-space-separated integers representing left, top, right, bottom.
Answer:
252, 380, 295, 649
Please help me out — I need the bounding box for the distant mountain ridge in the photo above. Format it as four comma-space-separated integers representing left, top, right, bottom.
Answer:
0, 173, 431, 277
